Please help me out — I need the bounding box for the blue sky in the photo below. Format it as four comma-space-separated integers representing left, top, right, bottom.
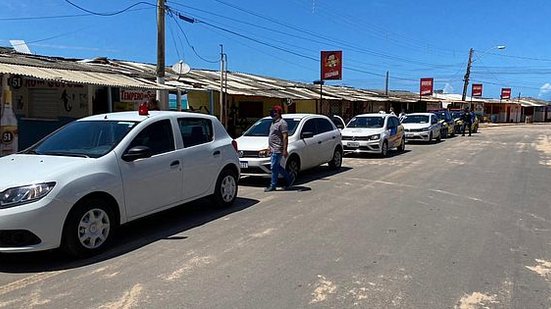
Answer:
1, 0, 551, 100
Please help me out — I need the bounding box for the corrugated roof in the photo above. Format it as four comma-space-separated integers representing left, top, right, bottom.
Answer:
0, 62, 173, 90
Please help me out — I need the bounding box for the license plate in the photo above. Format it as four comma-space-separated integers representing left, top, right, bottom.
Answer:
406, 134, 414, 138
240, 161, 248, 169
347, 142, 360, 147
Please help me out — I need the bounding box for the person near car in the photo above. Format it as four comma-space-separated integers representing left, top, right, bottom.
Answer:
462, 107, 472, 136
263, 105, 295, 192
147, 97, 160, 111
389, 107, 396, 115
378, 106, 386, 114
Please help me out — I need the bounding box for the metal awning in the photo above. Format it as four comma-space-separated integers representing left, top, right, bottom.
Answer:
0, 63, 173, 90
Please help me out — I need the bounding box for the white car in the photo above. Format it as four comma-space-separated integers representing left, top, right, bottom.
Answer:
235, 114, 343, 179
341, 113, 405, 157
0, 109, 240, 256
401, 113, 442, 143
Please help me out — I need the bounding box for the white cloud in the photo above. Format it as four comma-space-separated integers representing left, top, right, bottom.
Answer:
539, 83, 551, 98
443, 83, 454, 94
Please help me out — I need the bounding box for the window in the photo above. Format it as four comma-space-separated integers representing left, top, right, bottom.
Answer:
316, 118, 335, 133
128, 120, 175, 155
301, 119, 317, 135
178, 118, 213, 147
239, 101, 264, 118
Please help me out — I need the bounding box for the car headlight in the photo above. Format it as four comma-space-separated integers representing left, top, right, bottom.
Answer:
0, 182, 56, 209
369, 134, 380, 140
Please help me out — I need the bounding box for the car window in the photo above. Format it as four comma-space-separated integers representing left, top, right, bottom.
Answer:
301, 119, 317, 135
331, 116, 345, 129
431, 116, 438, 124
127, 120, 175, 156
243, 118, 300, 136
178, 118, 213, 148
316, 118, 335, 133
31, 120, 137, 158
402, 115, 429, 124
347, 116, 384, 128
391, 117, 400, 127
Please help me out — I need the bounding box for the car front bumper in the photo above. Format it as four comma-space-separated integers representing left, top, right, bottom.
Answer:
0, 197, 68, 253
405, 131, 431, 141
238, 157, 272, 177
342, 139, 381, 154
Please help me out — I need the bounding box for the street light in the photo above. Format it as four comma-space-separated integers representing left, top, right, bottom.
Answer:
461, 45, 506, 102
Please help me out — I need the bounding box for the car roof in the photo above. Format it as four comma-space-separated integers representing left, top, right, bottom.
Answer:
258, 113, 329, 121
353, 113, 391, 118
406, 113, 435, 116
79, 111, 216, 122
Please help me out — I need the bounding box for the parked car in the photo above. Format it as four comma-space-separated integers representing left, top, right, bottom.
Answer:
0, 109, 240, 256
341, 113, 405, 157
432, 110, 455, 138
235, 114, 343, 180
401, 113, 441, 143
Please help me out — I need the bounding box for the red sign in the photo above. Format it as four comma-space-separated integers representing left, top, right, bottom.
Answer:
420, 78, 434, 96
321, 51, 343, 80
501, 88, 512, 100
472, 84, 483, 97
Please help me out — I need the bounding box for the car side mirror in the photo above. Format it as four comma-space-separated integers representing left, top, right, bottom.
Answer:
122, 146, 152, 162
301, 131, 314, 139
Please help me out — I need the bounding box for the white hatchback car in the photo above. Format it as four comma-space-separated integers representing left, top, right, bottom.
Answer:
341, 113, 405, 157
235, 114, 343, 180
401, 113, 442, 143
0, 109, 240, 256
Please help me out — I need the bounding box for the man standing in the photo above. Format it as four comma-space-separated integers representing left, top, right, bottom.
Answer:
462, 106, 472, 136
264, 105, 295, 192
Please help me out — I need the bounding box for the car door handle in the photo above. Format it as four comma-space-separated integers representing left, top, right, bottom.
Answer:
213, 150, 221, 156
332, 136, 336, 139
170, 160, 180, 167
317, 141, 322, 144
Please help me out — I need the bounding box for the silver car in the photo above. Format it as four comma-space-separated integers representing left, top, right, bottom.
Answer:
401, 113, 442, 143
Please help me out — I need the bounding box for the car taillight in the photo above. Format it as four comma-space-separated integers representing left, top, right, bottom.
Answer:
231, 140, 238, 152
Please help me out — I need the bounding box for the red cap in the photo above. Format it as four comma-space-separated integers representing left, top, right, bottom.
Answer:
272, 105, 283, 113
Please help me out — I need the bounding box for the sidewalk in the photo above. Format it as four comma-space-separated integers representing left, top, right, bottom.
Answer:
479, 122, 551, 128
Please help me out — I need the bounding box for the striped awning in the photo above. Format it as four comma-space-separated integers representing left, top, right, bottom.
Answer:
0, 63, 173, 90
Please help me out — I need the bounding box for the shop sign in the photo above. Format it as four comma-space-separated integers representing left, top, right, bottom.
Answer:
24, 79, 84, 89
120, 89, 155, 103
420, 78, 433, 96
472, 84, 483, 97
321, 50, 343, 80
501, 88, 512, 100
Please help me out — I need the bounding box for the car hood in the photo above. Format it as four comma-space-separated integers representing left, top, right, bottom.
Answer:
341, 128, 383, 136
0, 154, 90, 190
402, 123, 430, 130
235, 136, 269, 151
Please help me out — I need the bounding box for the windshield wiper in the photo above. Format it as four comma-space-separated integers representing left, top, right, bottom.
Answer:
42, 152, 90, 158
24, 149, 41, 155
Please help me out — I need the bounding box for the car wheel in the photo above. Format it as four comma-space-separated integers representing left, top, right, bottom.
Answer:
380, 140, 389, 157
286, 156, 300, 180
473, 125, 478, 133
428, 132, 433, 143
442, 129, 448, 139
328, 148, 343, 169
62, 198, 115, 257
212, 169, 238, 208
436, 131, 442, 143
397, 136, 405, 152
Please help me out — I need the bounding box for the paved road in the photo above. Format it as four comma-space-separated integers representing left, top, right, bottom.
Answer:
1, 124, 550, 308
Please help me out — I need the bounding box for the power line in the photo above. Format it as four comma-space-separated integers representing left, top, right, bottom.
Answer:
0, 7, 152, 21
167, 11, 219, 63
63, 0, 156, 17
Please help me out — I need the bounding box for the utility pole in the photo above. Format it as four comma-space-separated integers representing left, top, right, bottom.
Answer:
220, 44, 225, 127
385, 71, 389, 96
156, 0, 166, 109
461, 48, 474, 103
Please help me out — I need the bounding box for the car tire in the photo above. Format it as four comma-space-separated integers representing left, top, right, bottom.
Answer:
211, 168, 238, 208
436, 131, 442, 143
380, 140, 389, 157
397, 136, 406, 152
442, 129, 448, 139
286, 156, 300, 181
62, 198, 115, 257
328, 148, 343, 169
428, 132, 433, 143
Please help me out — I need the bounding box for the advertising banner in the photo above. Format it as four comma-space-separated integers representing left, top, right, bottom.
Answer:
420, 78, 434, 96
472, 84, 483, 97
501, 88, 512, 100
321, 51, 343, 80
120, 89, 155, 103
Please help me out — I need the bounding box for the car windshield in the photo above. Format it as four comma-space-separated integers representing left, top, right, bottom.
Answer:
27, 120, 138, 158
401, 115, 429, 124
347, 116, 384, 128
243, 118, 300, 136
451, 111, 463, 119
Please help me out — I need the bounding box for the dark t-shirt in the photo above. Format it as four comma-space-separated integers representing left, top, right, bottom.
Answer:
269, 118, 288, 153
